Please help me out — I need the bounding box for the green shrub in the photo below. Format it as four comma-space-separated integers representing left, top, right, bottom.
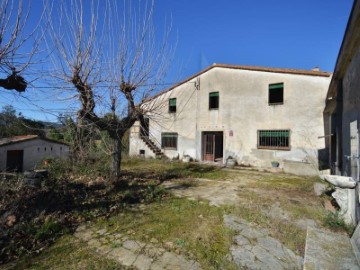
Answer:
23, 217, 67, 243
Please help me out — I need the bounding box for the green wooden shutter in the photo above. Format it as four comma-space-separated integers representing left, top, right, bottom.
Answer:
269, 83, 284, 90
209, 92, 219, 97
169, 98, 176, 106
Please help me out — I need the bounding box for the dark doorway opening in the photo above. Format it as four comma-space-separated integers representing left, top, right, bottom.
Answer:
6, 150, 24, 172
140, 117, 149, 138
202, 131, 223, 162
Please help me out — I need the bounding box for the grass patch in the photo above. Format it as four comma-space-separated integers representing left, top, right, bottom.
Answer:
230, 196, 308, 255
245, 173, 318, 192
2, 157, 338, 268
98, 197, 237, 269
233, 175, 329, 256
122, 157, 229, 180
4, 235, 124, 270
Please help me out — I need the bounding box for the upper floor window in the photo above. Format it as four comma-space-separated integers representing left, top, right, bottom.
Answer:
257, 129, 290, 150
169, 98, 176, 113
209, 92, 219, 109
269, 83, 284, 105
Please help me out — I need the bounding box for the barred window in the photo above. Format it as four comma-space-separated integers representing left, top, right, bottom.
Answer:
161, 133, 178, 149
257, 130, 290, 150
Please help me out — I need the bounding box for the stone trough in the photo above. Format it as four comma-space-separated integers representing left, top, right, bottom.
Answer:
320, 175, 357, 225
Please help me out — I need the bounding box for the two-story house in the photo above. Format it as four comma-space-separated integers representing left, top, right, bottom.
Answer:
129, 64, 331, 175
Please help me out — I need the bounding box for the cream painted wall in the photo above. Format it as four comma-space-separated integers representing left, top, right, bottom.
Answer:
130, 66, 331, 173
0, 138, 69, 171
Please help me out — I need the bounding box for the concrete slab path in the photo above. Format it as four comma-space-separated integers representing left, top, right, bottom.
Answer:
303, 227, 359, 270
224, 215, 303, 270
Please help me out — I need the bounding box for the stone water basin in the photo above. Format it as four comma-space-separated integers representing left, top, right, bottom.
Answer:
320, 175, 357, 189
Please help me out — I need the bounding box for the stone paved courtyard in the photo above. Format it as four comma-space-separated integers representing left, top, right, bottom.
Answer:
72, 170, 328, 269
74, 225, 201, 270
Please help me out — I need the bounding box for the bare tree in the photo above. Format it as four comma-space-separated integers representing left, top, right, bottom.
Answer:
47, 0, 173, 178
0, 0, 45, 92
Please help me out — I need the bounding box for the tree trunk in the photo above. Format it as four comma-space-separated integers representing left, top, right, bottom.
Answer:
111, 135, 123, 179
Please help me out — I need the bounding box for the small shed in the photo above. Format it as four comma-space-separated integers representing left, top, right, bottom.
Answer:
0, 135, 69, 172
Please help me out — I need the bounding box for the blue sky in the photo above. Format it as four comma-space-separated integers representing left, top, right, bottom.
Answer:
159, 0, 353, 79
0, 0, 354, 122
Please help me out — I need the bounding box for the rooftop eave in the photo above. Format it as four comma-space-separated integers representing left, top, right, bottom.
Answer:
325, 0, 360, 106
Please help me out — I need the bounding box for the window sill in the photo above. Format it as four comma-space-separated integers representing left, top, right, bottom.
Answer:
168, 111, 176, 114
257, 146, 291, 151
268, 103, 284, 106
209, 108, 219, 110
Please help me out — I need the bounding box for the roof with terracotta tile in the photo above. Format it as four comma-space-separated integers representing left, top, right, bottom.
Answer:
0, 135, 69, 147
146, 63, 332, 102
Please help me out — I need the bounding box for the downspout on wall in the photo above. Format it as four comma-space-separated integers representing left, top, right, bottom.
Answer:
336, 80, 344, 175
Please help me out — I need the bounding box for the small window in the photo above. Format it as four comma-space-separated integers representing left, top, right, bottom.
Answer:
44, 147, 47, 151
60, 147, 62, 151
51, 147, 53, 151
37, 147, 40, 152
269, 83, 284, 105
161, 133, 178, 149
169, 98, 176, 113
209, 92, 219, 109
257, 130, 290, 150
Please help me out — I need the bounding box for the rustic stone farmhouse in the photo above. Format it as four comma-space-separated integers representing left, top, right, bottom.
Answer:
0, 135, 69, 172
129, 64, 332, 175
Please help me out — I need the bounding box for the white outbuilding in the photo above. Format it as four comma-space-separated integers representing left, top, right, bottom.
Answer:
0, 135, 69, 172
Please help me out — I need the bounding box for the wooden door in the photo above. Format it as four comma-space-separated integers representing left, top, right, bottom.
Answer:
6, 150, 24, 172
203, 134, 215, 161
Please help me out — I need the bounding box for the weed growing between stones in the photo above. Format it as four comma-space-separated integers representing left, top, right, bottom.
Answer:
323, 212, 355, 235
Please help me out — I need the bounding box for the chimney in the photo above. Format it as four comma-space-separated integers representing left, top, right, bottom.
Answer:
312, 66, 320, 72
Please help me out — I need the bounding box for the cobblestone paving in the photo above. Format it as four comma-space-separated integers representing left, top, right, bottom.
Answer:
74, 225, 201, 270
224, 215, 303, 270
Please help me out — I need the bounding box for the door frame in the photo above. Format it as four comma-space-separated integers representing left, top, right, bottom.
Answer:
202, 131, 223, 162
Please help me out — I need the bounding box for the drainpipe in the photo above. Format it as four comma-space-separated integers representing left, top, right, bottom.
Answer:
357, 126, 360, 223
336, 80, 343, 175
357, 126, 359, 182
195, 77, 200, 161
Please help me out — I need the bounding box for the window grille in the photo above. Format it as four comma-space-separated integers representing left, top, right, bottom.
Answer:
257, 130, 290, 150
161, 133, 178, 149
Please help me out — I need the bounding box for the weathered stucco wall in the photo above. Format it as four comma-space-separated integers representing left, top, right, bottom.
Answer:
341, 45, 360, 178
0, 138, 69, 171
130, 66, 331, 174
129, 122, 156, 158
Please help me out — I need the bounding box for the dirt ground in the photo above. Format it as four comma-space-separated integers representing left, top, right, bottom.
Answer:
163, 168, 324, 227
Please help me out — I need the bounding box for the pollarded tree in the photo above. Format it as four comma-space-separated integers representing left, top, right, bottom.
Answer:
0, 0, 45, 92
47, 0, 173, 178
